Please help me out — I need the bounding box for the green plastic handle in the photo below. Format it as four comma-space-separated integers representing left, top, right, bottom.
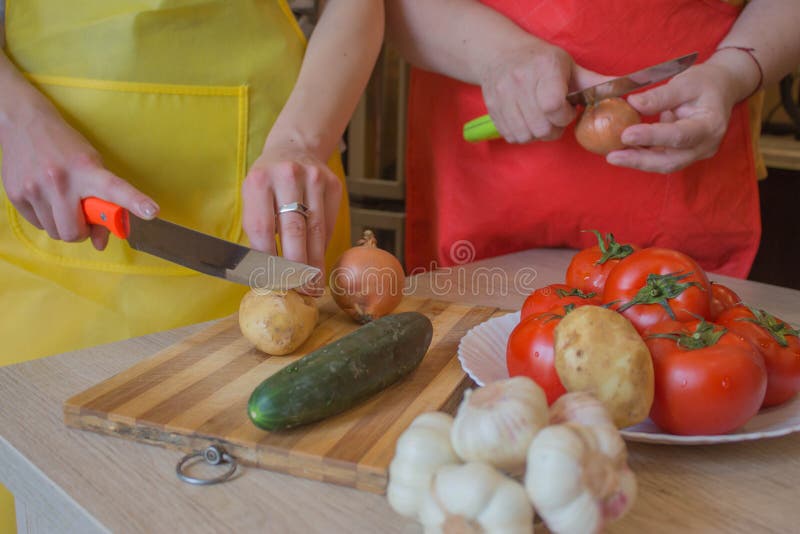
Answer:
463, 114, 501, 142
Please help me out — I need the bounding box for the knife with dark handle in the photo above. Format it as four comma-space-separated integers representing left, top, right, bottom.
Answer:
463, 52, 698, 143
81, 197, 320, 290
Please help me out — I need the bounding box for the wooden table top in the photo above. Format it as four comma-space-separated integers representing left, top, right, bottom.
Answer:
1, 248, 799, 533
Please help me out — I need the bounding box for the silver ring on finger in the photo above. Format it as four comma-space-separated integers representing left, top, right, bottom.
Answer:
277, 201, 310, 219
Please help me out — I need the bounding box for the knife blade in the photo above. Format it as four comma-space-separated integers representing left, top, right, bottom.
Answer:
463, 52, 699, 142
565, 52, 698, 106
81, 197, 320, 290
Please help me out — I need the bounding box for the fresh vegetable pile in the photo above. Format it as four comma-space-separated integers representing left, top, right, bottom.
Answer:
507, 230, 800, 436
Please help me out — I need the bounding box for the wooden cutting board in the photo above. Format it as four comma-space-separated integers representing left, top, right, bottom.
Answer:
64, 296, 505, 493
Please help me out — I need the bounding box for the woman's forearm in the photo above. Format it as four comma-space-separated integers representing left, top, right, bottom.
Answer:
386, 0, 548, 85
0, 50, 55, 145
708, 0, 800, 104
264, 0, 385, 160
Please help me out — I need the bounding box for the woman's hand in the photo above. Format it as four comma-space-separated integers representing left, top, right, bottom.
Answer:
479, 40, 614, 144
479, 42, 578, 143
607, 49, 761, 173
241, 145, 342, 277
0, 95, 159, 250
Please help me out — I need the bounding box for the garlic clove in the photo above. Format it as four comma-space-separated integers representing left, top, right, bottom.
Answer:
451, 377, 548, 475
526, 423, 636, 534
387, 412, 460, 518
420, 462, 533, 534
475, 477, 536, 534
550, 392, 627, 466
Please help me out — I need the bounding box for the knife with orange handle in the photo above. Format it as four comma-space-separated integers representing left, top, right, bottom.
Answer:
80, 197, 320, 289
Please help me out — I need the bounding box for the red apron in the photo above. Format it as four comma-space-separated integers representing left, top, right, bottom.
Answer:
405, 0, 760, 278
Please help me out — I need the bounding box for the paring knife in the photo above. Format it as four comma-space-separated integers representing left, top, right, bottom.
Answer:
462, 52, 699, 142
81, 197, 320, 290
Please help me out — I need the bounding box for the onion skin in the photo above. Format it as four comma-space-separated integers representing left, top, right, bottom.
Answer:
575, 97, 641, 155
330, 230, 405, 324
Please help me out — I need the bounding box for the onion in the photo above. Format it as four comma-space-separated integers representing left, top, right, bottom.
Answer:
575, 97, 641, 155
329, 229, 405, 323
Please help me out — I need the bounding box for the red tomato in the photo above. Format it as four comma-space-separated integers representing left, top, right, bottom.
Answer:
717, 306, 800, 407
603, 248, 712, 334
520, 283, 600, 320
709, 282, 742, 321
644, 319, 767, 435
566, 231, 638, 294
507, 307, 571, 404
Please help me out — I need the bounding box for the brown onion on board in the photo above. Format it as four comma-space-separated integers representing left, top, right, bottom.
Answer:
329, 230, 405, 324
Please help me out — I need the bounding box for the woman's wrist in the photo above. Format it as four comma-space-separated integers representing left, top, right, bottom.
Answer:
0, 54, 51, 143
262, 126, 333, 163
705, 47, 763, 105
476, 33, 552, 86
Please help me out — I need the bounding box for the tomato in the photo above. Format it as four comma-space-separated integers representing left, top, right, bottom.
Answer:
717, 306, 800, 407
603, 248, 712, 333
506, 307, 571, 404
709, 282, 742, 321
520, 283, 600, 320
644, 319, 767, 435
565, 230, 638, 295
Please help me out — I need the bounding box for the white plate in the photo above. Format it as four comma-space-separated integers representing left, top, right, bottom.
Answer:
457, 312, 800, 445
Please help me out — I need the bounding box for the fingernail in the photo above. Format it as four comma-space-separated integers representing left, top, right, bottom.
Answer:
138, 201, 159, 219
606, 152, 625, 165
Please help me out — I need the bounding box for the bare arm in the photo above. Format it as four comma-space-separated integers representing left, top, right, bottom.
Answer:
265, 0, 385, 161
386, 0, 606, 143
615, 0, 800, 173
386, 0, 543, 84
243, 0, 385, 276
709, 0, 800, 104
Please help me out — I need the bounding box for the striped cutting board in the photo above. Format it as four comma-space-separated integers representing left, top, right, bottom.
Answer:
64, 296, 506, 493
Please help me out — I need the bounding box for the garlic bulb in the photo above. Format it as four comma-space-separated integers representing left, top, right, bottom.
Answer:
549, 392, 626, 466
450, 377, 548, 474
387, 412, 460, 518
419, 462, 534, 534
525, 423, 637, 534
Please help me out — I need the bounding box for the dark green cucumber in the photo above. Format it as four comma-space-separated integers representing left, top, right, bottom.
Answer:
248, 311, 434, 431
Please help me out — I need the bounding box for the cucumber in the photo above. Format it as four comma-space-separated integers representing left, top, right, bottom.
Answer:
248, 311, 434, 431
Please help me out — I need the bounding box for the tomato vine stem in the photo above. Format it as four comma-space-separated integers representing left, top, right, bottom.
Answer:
648, 320, 727, 350
737, 307, 800, 348
617, 271, 704, 319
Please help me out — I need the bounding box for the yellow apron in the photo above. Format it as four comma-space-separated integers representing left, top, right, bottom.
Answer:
0, 1, 351, 527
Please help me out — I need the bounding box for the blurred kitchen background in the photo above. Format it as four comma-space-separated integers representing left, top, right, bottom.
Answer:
291, 1, 800, 290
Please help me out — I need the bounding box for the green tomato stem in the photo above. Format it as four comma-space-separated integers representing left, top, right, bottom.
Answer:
617, 271, 705, 319
737, 307, 800, 348
586, 229, 635, 265
648, 320, 727, 350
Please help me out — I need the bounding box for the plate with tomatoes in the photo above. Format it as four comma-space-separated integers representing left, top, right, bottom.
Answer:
458, 231, 800, 445
457, 310, 800, 444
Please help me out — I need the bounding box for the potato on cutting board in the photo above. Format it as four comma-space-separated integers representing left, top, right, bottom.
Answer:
239, 289, 318, 355
554, 305, 654, 428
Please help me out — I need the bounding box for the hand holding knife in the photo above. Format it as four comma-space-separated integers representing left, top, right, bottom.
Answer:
81, 197, 321, 291
463, 52, 698, 142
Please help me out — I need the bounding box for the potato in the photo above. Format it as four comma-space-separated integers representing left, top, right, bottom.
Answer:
239, 289, 318, 355
554, 305, 654, 428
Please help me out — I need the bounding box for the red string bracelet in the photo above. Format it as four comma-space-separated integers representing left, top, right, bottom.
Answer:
715, 46, 764, 98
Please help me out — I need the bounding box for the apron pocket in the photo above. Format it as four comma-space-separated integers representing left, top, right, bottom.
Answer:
6, 74, 248, 275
